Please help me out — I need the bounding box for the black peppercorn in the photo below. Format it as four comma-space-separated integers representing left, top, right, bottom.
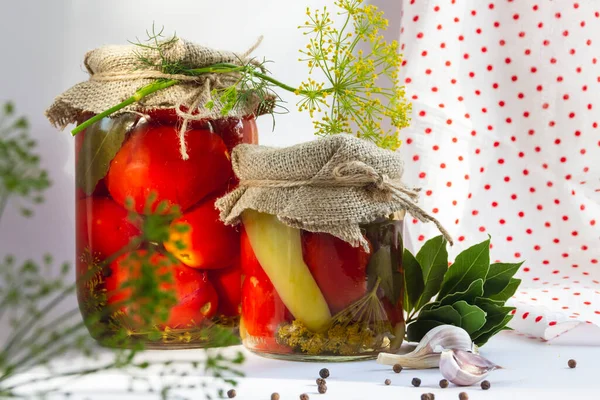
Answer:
384, 379, 391, 386
411, 377, 421, 387
318, 384, 327, 394
393, 363, 403, 373
316, 378, 326, 386
420, 394, 431, 400
271, 394, 280, 400
568, 359, 577, 368
319, 368, 330, 379
227, 389, 236, 398
439, 379, 449, 388
481, 380, 491, 390
300, 394, 309, 400
458, 392, 469, 400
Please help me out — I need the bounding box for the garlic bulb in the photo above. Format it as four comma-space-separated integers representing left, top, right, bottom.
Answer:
439, 349, 501, 386
377, 325, 473, 369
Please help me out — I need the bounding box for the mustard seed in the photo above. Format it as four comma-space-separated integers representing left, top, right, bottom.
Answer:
439, 379, 449, 388
300, 394, 309, 400
459, 392, 469, 400
568, 359, 577, 368
384, 379, 391, 386
318, 384, 327, 394
393, 363, 403, 373
271, 394, 280, 400
481, 380, 491, 390
316, 378, 326, 386
227, 389, 236, 398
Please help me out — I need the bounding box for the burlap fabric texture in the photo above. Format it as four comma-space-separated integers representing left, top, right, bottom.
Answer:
216, 134, 453, 250
45, 37, 268, 158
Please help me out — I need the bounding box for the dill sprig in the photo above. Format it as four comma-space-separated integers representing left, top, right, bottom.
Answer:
297, 0, 411, 149
71, 3, 411, 150
0, 102, 50, 218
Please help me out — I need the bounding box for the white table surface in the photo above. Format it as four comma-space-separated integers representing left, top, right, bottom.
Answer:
12, 327, 600, 400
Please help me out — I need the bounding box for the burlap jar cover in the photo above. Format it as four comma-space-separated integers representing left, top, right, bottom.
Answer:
216, 134, 453, 249
45, 38, 269, 158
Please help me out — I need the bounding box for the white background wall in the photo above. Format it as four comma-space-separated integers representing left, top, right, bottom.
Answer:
0, 0, 401, 267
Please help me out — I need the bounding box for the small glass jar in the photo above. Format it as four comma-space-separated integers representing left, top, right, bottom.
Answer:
75, 110, 258, 348
239, 210, 405, 361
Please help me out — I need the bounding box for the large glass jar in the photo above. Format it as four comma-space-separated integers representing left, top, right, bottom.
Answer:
75, 110, 258, 348
240, 210, 405, 361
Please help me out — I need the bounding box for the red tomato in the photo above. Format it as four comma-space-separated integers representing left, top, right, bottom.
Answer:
209, 262, 242, 317
301, 232, 371, 314
241, 275, 290, 337
105, 250, 218, 329
76, 197, 140, 263
106, 123, 232, 214
239, 225, 269, 280
212, 116, 259, 152
164, 195, 239, 269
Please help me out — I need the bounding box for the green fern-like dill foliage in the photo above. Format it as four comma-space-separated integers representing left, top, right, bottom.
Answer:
0, 102, 50, 218
297, 0, 411, 149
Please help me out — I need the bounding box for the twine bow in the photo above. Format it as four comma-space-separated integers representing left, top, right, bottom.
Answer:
239, 160, 454, 245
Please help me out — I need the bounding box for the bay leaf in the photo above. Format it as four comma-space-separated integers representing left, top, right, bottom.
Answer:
414, 235, 448, 311
76, 115, 136, 195
451, 300, 486, 335
403, 249, 424, 313
473, 313, 514, 346
407, 305, 461, 342
407, 320, 445, 342
438, 237, 490, 299
472, 297, 515, 341
367, 245, 402, 304
418, 305, 462, 326
488, 277, 521, 302
483, 261, 524, 297
438, 278, 484, 306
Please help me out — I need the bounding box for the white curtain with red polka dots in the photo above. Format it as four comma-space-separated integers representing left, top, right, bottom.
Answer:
397, 0, 600, 341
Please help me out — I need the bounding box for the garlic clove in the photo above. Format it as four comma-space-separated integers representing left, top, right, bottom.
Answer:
439, 349, 501, 386
415, 325, 474, 354
377, 325, 473, 369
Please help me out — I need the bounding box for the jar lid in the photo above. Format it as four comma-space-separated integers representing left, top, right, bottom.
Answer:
45, 38, 271, 130
216, 134, 452, 249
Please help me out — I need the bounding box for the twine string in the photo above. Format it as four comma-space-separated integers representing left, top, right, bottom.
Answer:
239, 160, 454, 245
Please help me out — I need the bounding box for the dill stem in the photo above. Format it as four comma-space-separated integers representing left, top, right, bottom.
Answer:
0, 191, 9, 223
0, 320, 87, 383
7, 308, 82, 362
71, 79, 178, 136
69, 60, 340, 137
